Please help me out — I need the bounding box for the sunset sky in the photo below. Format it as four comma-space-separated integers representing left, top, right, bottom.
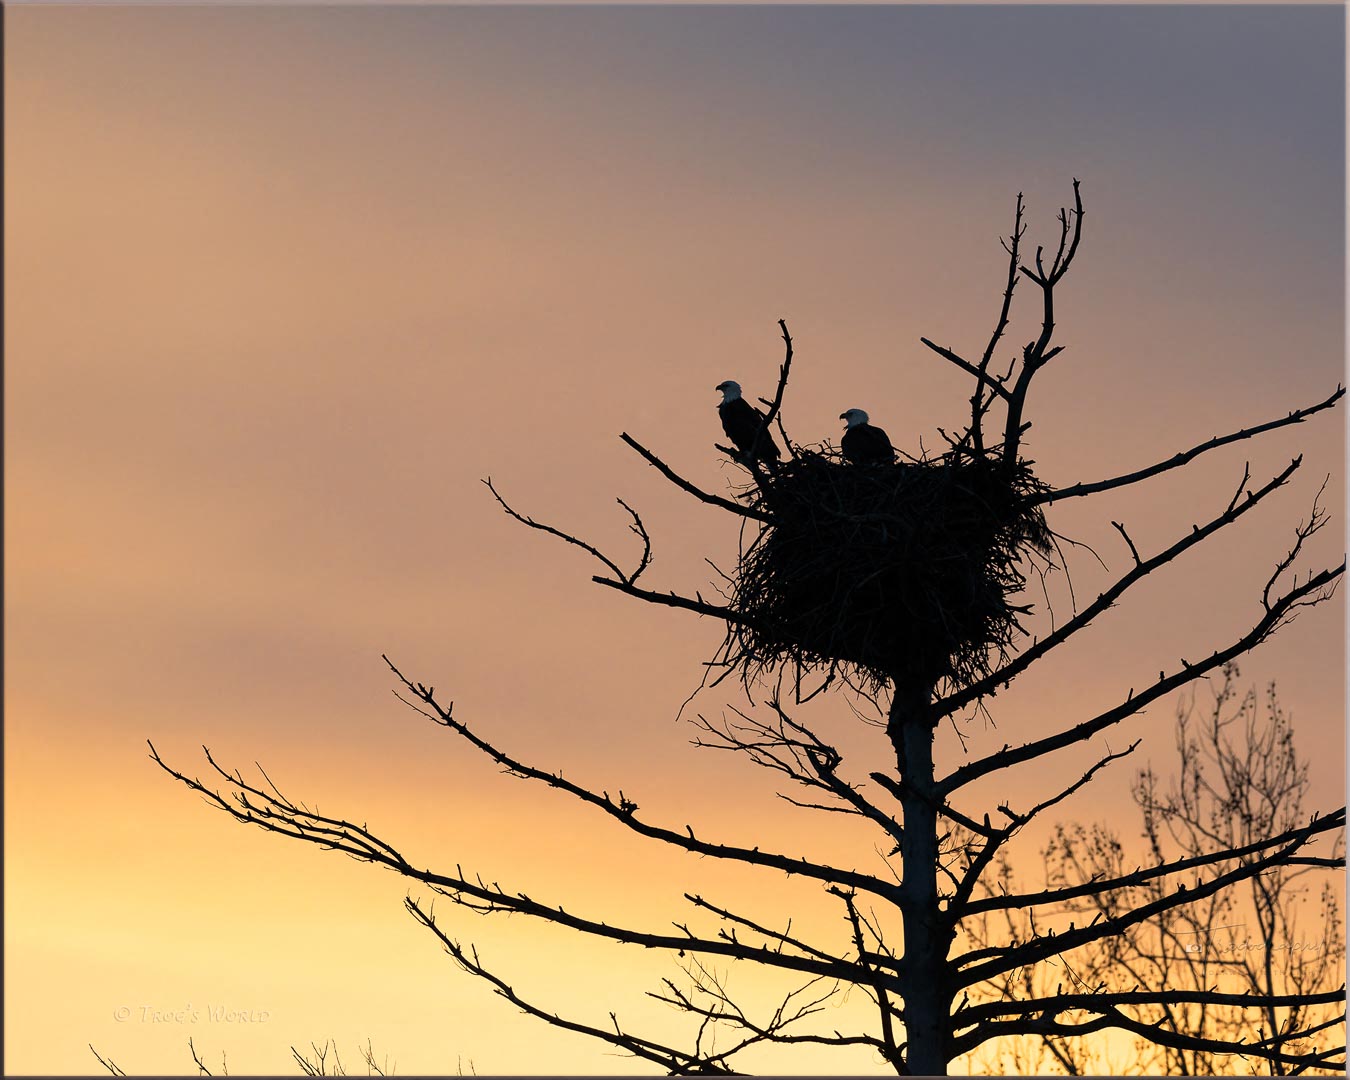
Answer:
6, 3, 1345, 1075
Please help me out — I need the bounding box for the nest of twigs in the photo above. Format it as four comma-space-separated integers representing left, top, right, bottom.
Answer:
729, 450, 1053, 694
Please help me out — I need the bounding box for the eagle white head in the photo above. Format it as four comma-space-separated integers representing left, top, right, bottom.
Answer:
715, 380, 743, 403
840, 408, 870, 429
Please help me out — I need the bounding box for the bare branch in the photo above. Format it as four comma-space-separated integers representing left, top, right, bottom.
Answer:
591, 575, 761, 628
188, 1037, 213, 1076
1000, 180, 1084, 466
932, 457, 1305, 723
745, 319, 794, 468
1111, 520, 1142, 565
830, 886, 904, 1069
958, 986, 1347, 1027
282, 660, 908, 905
483, 478, 627, 582
944, 742, 1141, 922
691, 700, 905, 851
407, 899, 738, 1075
1004, 738, 1141, 833
964, 806, 1344, 921
152, 738, 893, 990
620, 432, 772, 522
615, 497, 653, 585
954, 1003, 1343, 1070
920, 337, 1013, 402
683, 892, 853, 968
1263, 476, 1331, 617
89, 1046, 127, 1077
1050, 180, 1084, 281
1035, 385, 1345, 506
938, 555, 1343, 796
963, 192, 1027, 454
648, 963, 878, 1060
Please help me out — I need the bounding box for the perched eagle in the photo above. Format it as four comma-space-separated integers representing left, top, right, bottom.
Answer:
840, 408, 894, 465
716, 380, 781, 466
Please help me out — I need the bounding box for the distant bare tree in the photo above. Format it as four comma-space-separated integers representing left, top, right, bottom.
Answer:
291, 1038, 393, 1077
960, 663, 1345, 1075
155, 183, 1344, 1074
89, 1037, 398, 1077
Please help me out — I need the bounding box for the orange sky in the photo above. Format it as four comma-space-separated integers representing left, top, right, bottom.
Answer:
6, 4, 1345, 1074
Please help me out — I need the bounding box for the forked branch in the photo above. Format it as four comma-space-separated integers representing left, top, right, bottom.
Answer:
484, 478, 652, 587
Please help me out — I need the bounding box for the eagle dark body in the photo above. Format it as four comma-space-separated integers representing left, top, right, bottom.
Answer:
840, 415, 894, 465
716, 382, 781, 465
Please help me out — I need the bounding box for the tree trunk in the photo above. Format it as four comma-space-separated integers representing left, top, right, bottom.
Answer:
891, 681, 951, 1075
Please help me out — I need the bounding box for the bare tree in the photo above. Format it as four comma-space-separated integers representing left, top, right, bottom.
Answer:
154, 182, 1345, 1075
959, 663, 1345, 1075
89, 1037, 397, 1077
291, 1038, 394, 1077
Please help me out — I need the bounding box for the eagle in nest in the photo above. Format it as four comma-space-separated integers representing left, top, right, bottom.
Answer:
840, 408, 894, 465
716, 380, 781, 466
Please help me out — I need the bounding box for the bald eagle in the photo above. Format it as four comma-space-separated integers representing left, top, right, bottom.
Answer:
840, 409, 894, 465
716, 381, 781, 466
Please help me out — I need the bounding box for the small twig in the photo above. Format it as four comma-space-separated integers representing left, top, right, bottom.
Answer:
1111, 521, 1142, 566
188, 1037, 213, 1076
89, 1046, 127, 1077
921, 338, 1013, 402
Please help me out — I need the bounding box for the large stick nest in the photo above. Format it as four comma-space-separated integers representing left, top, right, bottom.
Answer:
726, 450, 1053, 695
